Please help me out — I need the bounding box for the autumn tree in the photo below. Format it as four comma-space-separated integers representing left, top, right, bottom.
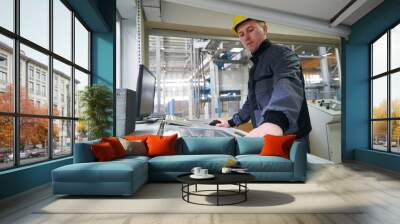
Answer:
0, 84, 60, 151
372, 99, 400, 143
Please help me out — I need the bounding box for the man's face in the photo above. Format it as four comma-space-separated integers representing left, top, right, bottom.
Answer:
236, 20, 267, 54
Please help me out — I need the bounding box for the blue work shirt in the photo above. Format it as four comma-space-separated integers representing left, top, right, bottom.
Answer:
228, 40, 312, 138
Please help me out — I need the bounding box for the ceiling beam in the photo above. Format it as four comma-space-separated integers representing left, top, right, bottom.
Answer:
330, 0, 367, 27
163, 0, 351, 37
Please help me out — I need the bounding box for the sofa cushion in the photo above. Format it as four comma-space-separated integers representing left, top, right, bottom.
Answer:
119, 138, 147, 156
236, 155, 293, 172
101, 137, 127, 158
236, 137, 263, 155
147, 134, 178, 157
177, 137, 236, 155
91, 142, 118, 161
260, 134, 296, 159
116, 155, 150, 163
148, 154, 235, 172
124, 135, 152, 141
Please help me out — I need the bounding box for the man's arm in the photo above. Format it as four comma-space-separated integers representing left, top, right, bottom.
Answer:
228, 95, 253, 126
216, 96, 253, 128
262, 46, 304, 133
248, 46, 303, 136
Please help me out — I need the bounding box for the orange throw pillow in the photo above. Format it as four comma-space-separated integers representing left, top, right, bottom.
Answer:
259, 134, 296, 159
101, 137, 127, 158
146, 134, 178, 157
91, 142, 117, 161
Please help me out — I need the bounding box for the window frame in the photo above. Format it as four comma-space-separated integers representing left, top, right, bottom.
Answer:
0, 0, 92, 171
370, 19, 400, 154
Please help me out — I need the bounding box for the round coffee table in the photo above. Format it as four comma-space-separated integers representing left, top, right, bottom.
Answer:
177, 173, 255, 206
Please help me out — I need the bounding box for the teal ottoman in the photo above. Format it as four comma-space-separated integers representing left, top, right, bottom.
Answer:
52, 157, 148, 196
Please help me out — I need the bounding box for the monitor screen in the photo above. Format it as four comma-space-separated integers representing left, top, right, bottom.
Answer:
136, 64, 156, 119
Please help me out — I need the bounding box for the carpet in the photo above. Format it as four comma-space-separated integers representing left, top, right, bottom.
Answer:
38, 183, 361, 214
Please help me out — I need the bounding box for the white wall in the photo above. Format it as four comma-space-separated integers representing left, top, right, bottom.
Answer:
120, 18, 139, 91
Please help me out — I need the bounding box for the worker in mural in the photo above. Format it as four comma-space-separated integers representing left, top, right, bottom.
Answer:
215, 16, 312, 140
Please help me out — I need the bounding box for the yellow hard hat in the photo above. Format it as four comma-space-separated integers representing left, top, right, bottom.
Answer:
230, 15, 250, 35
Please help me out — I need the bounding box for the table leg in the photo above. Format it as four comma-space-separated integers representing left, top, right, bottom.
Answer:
217, 184, 219, 206
245, 183, 247, 201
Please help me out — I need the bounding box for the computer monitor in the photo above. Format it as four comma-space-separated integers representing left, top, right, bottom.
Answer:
136, 64, 156, 120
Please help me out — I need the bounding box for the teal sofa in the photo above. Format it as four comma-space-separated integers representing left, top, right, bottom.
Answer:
52, 137, 307, 196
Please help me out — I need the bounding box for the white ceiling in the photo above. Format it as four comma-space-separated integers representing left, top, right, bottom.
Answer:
225, 0, 352, 23
158, 0, 383, 37
116, 0, 137, 19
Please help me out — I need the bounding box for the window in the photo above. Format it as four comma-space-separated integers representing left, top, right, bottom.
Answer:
36, 83, 40, 95
0, 71, 6, 85
74, 17, 89, 70
0, 0, 14, 32
0, 54, 7, 67
53, 59, 72, 116
29, 67, 34, 79
53, 0, 72, 60
0, 34, 13, 113
74, 69, 89, 119
370, 22, 400, 154
35, 70, 41, 80
42, 85, 46, 97
28, 81, 34, 94
0, 0, 91, 170
20, 0, 49, 49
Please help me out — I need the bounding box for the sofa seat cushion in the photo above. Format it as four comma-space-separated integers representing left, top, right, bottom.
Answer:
117, 155, 150, 163
149, 154, 235, 172
53, 159, 147, 183
236, 155, 293, 172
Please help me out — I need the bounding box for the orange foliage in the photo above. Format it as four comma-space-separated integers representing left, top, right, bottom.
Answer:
0, 84, 60, 149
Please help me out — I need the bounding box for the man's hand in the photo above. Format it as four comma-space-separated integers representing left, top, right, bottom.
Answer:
215, 118, 230, 128
247, 122, 283, 137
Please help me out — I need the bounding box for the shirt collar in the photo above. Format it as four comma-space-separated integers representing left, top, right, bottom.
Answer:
250, 39, 271, 64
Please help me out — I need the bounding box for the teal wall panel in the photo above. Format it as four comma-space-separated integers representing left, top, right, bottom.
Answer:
355, 149, 400, 172
345, 0, 400, 171
0, 158, 72, 199
92, 33, 114, 87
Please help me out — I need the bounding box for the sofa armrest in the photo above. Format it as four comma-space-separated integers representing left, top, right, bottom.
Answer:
73, 140, 100, 163
289, 141, 307, 181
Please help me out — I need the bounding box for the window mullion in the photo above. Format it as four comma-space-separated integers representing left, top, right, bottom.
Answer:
71, 10, 76, 154
48, 0, 53, 160
14, 0, 20, 166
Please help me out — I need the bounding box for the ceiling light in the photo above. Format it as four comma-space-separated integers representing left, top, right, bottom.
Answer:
230, 48, 243, 53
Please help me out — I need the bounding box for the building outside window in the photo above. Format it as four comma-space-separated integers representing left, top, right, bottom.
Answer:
0, 55, 7, 90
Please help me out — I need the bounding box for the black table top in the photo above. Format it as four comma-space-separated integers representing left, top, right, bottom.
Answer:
177, 172, 255, 185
